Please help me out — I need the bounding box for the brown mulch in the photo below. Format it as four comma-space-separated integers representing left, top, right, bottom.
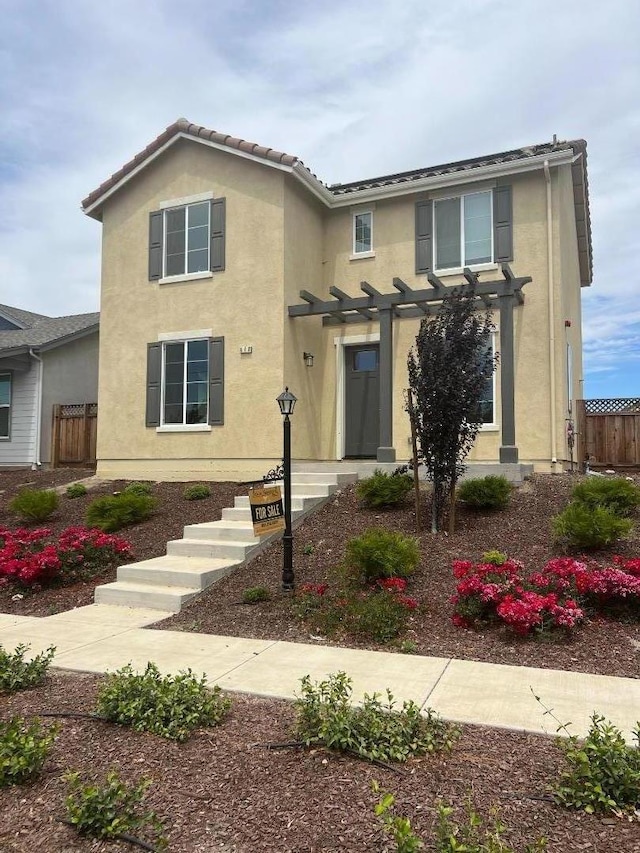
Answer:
159, 474, 640, 680
0, 469, 244, 617
1, 671, 639, 852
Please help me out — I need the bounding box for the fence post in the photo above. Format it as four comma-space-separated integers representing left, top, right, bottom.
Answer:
83, 403, 92, 465
575, 399, 586, 470
51, 405, 60, 469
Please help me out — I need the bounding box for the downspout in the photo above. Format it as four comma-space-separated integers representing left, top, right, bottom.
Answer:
29, 348, 43, 469
544, 161, 558, 468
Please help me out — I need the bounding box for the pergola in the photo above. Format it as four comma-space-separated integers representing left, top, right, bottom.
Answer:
288, 263, 532, 464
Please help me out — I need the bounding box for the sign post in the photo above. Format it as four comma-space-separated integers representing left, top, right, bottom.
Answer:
248, 485, 285, 537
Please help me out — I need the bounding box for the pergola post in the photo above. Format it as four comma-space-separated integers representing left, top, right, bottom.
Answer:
498, 291, 518, 463
377, 307, 396, 463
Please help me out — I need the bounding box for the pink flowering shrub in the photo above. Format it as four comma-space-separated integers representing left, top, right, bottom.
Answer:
451, 554, 640, 636
0, 526, 132, 589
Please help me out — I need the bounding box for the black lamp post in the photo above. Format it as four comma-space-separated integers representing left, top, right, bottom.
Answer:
276, 387, 297, 591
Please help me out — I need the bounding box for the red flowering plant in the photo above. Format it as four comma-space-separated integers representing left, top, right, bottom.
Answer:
452, 552, 640, 636
0, 526, 132, 590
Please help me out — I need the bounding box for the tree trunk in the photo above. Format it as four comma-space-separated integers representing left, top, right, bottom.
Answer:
448, 477, 457, 535
406, 389, 421, 534
431, 479, 439, 533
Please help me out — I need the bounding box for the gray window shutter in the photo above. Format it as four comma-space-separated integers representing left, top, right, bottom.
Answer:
146, 343, 162, 426
493, 185, 513, 262
210, 199, 226, 272
415, 200, 432, 274
149, 211, 163, 280
209, 337, 224, 425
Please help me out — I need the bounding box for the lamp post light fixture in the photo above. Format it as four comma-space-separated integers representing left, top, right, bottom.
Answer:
276, 387, 297, 591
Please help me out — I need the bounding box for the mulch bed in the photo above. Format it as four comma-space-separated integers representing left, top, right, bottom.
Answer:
159, 474, 640, 680
0, 469, 244, 617
1, 671, 639, 852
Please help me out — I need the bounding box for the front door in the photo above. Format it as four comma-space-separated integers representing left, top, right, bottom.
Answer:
344, 345, 379, 458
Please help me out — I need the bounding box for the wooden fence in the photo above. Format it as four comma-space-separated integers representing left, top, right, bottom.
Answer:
51, 403, 98, 468
576, 398, 640, 469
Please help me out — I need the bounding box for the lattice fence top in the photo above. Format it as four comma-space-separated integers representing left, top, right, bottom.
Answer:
59, 403, 98, 417
584, 398, 640, 414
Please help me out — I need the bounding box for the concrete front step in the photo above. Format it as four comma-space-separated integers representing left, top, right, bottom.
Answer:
166, 538, 256, 560
117, 555, 239, 590
95, 581, 198, 613
233, 494, 316, 513
289, 471, 357, 486
183, 520, 260, 543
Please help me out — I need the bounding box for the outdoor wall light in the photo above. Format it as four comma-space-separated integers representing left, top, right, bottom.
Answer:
303, 351, 314, 368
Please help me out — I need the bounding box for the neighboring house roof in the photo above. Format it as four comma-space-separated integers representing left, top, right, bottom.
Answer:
0, 306, 99, 358
0, 304, 48, 329
81, 118, 592, 284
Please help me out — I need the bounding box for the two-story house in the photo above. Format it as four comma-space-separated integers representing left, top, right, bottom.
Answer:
82, 119, 591, 481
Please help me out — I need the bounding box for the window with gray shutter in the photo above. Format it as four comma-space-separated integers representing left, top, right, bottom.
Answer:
493, 185, 513, 262
415, 200, 433, 274
208, 337, 224, 425
148, 198, 226, 280
145, 343, 162, 426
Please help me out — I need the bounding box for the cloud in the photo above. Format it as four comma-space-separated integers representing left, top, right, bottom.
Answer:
0, 0, 639, 395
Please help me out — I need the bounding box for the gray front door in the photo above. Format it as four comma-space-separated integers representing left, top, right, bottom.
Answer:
344, 345, 379, 458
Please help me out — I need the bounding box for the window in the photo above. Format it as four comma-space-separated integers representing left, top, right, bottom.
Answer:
162, 339, 209, 425
353, 211, 373, 254
434, 191, 492, 270
0, 373, 10, 439
149, 198, 225, 281
164, 202, 210, 277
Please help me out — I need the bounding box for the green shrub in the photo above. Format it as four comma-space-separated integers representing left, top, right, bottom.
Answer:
434, 800, 547, 853
8, 488, 59, 522
65, 770, 166, 847
86, 493, 156, 532
356, 469, 413, 509
553, 713, 640, 815
552, 501, 632, 550
65, 483, 87, 499
183, 483, 211, 500
96, 662, 231, 742
123, 481, 154, 497
372, 782, 424, 853
300, 588, 414, 644
0, 717, 59, 786
345, 529, 420, 584
572, 477, 640, 517
481, 549, 508, 566
457, 476, 512, 510
241, 586, 271, 604
0, 644, 55, 693
295, 671, 458, 763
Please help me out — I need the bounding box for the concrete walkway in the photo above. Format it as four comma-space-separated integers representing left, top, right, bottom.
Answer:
1, 604, 639, 741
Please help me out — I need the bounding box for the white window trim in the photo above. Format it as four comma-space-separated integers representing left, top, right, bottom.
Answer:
334, 332, 380, 459
0, 372, 10, 441
162, 201, 211, 279
158, 270, 213, 286
349, 250, 376, 261
352, 210, 374, 256
159, 338, 210, 428
479, 331, 498, 432
159, 190, 214, 209
434, 190, 494, 274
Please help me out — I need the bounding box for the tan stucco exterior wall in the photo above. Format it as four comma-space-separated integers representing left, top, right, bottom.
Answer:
94, 138, 585, 480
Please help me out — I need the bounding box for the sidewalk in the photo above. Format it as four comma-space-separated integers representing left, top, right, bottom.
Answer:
1, 604, 638, 740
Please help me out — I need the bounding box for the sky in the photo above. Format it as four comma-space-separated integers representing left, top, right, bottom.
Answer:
0, 0, 638, 399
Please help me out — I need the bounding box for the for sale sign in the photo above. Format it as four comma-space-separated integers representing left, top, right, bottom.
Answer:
248, 485, 285, 536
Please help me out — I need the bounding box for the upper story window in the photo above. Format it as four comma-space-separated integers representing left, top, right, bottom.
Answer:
0, 373, 11, 439
165, 202, 210, 277
353, 211, 373, 254
148, 197, 226, 282
162, 339, 209, 425
435, 191, 492, 271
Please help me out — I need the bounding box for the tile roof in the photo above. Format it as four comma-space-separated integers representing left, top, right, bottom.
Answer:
81, 118, 300, 212
0, 307, 99, 356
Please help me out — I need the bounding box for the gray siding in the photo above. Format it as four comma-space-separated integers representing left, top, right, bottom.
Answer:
0, 364, 37, 467
40, 332, 99, 464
